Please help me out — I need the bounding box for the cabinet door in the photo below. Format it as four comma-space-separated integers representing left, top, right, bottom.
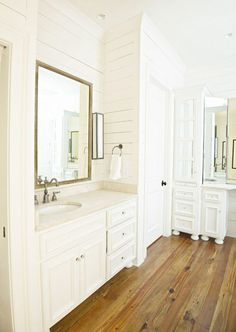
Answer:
202, 203, 221, 237
41, 247, 80, 329
80, 230, 106, 300
174, 99, 197, 183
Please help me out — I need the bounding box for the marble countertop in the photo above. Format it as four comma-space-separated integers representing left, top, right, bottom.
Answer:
35, 190, 137, 232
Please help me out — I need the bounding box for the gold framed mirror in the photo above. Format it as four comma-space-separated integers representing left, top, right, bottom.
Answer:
35, 61, 92, 188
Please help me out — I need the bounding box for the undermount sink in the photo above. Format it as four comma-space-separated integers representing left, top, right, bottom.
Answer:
38, 202, 82, 216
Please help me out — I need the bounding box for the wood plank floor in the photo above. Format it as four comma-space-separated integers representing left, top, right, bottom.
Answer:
51, 234, 236, 332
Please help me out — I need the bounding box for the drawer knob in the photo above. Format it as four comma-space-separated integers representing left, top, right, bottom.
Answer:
80, 254, 85, 259
122, 211, 125, 215
121, 256, 125, 260
76, 257, 80, 262
122, 232, 125, 236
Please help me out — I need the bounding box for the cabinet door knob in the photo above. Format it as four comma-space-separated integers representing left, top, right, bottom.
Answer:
122, 232, 125, 236
76, 257, 80, 262
122, 211, 125, 215
80, 254, 85, 259
121, 256, 124, 260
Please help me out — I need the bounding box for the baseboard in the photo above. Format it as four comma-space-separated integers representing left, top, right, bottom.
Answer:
227, 222, 236, 238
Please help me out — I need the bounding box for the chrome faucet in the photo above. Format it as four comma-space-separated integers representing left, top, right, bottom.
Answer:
50, 178, 59, 186
42, 177, 59, 203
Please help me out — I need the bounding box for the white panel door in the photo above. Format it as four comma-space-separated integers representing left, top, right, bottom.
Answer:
145, 73, 167, 247
202, 203, 221, 238
41, 247, 80, 329
80, 231, 106, 301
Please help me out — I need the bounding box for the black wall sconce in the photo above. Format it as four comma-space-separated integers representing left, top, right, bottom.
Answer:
92, 112, 104, 159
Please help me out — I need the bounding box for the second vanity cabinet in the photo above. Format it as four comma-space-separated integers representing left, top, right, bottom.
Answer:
201, 188, 228, 244
37, 195, 137, 331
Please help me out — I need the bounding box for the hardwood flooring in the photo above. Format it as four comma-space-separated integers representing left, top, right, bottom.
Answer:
51, 234, 236, 332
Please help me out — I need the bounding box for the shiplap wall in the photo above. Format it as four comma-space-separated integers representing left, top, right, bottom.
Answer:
37, 0, 106, 182
228, 191, 236, 237
104, 16, 141, 186
0, 0, 27, 17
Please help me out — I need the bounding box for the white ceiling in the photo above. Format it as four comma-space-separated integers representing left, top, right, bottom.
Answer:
69, 0, 236, 70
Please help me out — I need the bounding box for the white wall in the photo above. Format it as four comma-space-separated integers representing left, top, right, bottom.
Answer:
186, 66, 236, 98
37, 0, 106, 182
228, 191, 236, 237
104, 16, 141, 186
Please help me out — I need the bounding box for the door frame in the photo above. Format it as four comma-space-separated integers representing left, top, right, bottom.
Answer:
0, 17, 42, 332
138, 61, 173, 261
145, 65, 173, 239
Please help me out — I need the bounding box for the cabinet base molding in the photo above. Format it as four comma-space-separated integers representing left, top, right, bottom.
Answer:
191, 234, 199, 241
172, 230, 180, 236
215, 238, 224, 245
125, 262, 133, 269
201, 235, 209, 241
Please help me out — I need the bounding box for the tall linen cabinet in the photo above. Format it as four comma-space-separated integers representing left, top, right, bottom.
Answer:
172, 86, 206, 240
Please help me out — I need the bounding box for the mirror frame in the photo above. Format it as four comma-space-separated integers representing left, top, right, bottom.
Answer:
35, 61, 93, 188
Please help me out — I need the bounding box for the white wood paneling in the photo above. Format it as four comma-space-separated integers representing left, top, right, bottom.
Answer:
0, 0, 27, 16
228, 190, 236, 237
104, 17, 140, 185
37, 0, 105, 182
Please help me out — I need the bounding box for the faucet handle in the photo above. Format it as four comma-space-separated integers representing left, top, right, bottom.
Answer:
37, 175, 43, 184
52, 191, 60, 201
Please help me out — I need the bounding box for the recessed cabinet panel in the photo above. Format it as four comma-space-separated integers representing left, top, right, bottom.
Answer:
176, 141, 193, 159
41, 247, 80, 328
174, 187, 196, 201
174, 98, 197, 183
80, 232, 106, 300
202, 204, 220, 236
107, 202, 136, 228
173, 215, 193, 233
176, 121, 194, 139
178, 100, 194, 120
107, 242, 135, 279
107, 218, 135, 254
175, 160, 193, 180
204, 191, 221, 203
174, 200, 195, 217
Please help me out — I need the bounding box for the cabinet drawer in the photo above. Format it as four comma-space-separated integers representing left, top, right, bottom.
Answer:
173, 215, 194, 233
174, 200, 195, 217
39, 212, 106, 260
174, 187, 196, 201
203, 191, 222, 203
107, 218, 135, 254
107, 201, 136, 228
107, 242, 135, 279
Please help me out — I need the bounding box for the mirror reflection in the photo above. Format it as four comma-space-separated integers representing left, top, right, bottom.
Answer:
204, 97, 228, 182
35, 63, 92, 186
204, 96, 236, 184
